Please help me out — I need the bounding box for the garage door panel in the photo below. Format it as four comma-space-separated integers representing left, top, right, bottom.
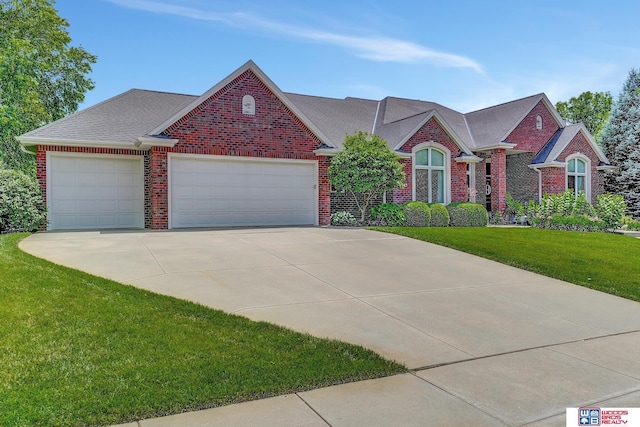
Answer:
48, 155, 143, 230
170, 157, 316, 228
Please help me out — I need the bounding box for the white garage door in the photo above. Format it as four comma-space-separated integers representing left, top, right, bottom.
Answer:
48, 154, 144, 230
170, 156, 317, 228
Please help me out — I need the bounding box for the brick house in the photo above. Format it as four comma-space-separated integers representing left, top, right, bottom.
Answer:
18, 60, 613, 230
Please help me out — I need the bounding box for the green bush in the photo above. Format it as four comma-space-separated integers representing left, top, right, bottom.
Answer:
0, 168, 46, 233
545, 215, 606, 232
595, 193, 626, 231
505, 193, 523, 218
369, 203, 406, 226
428, 203, 449, 227
447, 202, 489, 227
330, 211, 357, 226
537, 190, 595, 219
627, 221, 640, 231
402, 201, 431, 227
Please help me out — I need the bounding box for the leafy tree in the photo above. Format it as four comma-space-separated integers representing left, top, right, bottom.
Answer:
555, 91, 613, 143
0, 0, 96, 173
599, 69, 640, 218
328, 132, 405, 223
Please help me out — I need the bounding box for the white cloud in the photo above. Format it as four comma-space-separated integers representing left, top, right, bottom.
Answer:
104, 0, 483, 73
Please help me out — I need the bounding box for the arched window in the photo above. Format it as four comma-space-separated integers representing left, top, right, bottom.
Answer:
242, 95, 255, 115
414, 148, 446, 203
536, 115, 543, 130
567, 157, 588, 197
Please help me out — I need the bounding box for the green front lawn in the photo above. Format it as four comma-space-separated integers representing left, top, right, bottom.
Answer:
374, 226, 640, 302
0, 234, 405, 426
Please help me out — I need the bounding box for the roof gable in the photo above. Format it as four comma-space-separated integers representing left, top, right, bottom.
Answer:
464, 94, 564, 149
150, 60, 334, 147
390, 110, 474, 155
533, 123, 610, 165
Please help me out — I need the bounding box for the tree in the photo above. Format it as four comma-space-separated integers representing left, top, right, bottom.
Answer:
555, 91, 613, 143
599, 69, 640, 219
0, 0, 96, 173
328, 131, 405, 223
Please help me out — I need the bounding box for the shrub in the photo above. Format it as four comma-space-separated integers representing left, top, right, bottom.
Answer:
369, 203, 406, 226
627, 220, 640, 231
447, 202, 489, 227
545, 215, 606, 232
489, 210, 509, 225
595, 193, 626, 231
537, 190, 595, 219
330, 211, 357, 226
0, 168, 46, 233
402, 201, 431, 227
428, 203, 449, 227
505, 194, 523, 219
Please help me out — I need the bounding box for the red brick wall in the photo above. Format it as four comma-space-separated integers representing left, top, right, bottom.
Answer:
163, 70, 321, 158
317, 157, 331, 226
392, 159, 412, 204
397, 117, 468, 203
505, 101, 560, 152
490, 149, 507, 211
148, 147, 169, 229
541, 167, 565, 196
556, 131, 603, 204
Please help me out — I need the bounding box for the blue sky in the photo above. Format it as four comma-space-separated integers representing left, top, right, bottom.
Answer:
55, 0, 639, 113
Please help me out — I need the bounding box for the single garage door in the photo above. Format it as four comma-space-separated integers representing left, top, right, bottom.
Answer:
170, 155, 317, 228
48, 154, 144, 230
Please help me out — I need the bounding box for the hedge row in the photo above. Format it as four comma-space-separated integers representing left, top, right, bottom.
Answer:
332, 201, 489, 227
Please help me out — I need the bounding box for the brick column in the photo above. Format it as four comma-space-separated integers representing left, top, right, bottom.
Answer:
149, 147, 169, 229
317, 157, 331, 226
491, 149, 507, 212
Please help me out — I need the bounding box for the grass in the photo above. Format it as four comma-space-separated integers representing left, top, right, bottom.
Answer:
374, 226, 640, 302
0, 233, 405, 426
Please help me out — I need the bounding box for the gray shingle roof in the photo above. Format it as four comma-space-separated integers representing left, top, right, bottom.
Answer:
18, 71, 576, 159
284, 94, 378, 149
464, 94, 544, 148
20, 89, 197, 144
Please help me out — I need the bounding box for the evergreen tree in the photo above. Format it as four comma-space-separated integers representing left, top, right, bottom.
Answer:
600, 69, 640, 218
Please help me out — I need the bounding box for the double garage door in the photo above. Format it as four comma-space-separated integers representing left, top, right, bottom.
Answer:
169, 155, 317, 228
47, 153, 317, 230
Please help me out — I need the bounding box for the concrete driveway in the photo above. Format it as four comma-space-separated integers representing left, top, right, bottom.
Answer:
20, 227, 640, 426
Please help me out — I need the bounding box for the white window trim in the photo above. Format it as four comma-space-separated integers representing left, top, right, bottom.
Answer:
412, 141, 451, 204
565, 153, 591, 200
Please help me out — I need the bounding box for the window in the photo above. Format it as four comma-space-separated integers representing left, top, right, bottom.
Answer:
415, 148, 446, 203
567, 157, 587, 197
536, 115, 543, 130
242, 95, 255, 115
